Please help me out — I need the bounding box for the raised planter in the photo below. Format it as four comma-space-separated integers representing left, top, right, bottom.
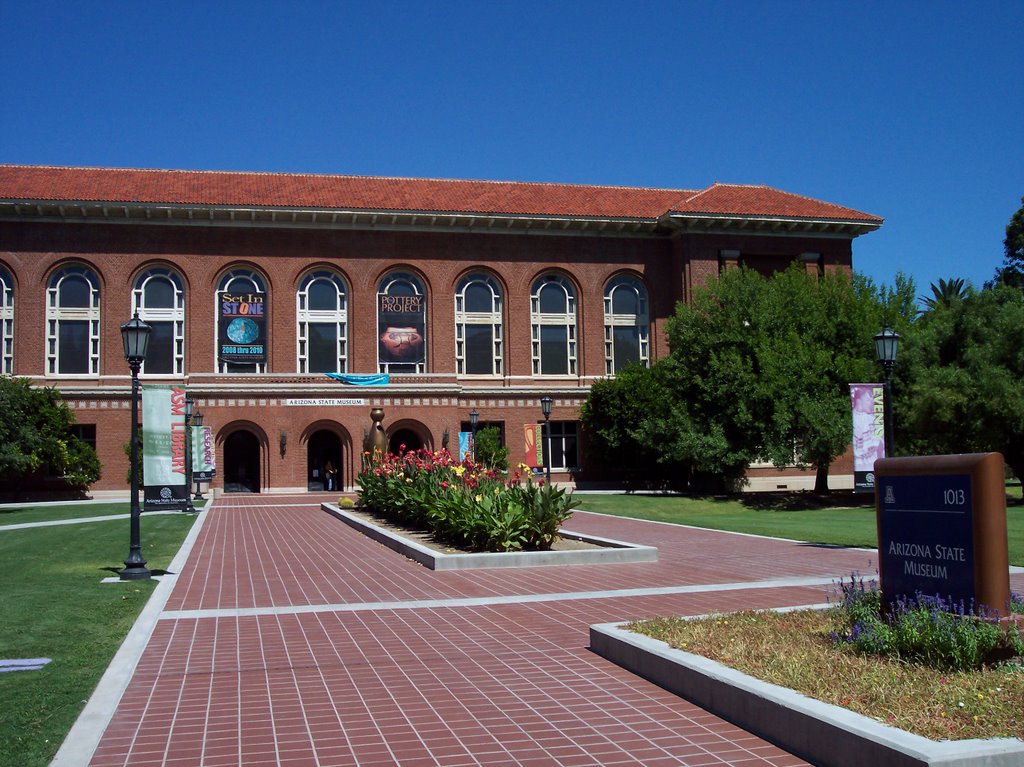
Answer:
590, 621, 1024, 767
321, 503, 657, 570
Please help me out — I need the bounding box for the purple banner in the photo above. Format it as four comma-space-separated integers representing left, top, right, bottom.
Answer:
850, 383, 886, 493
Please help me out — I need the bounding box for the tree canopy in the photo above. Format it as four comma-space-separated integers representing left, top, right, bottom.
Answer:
896, 284, 1024, 489
0, 377, 101, 491
989, 195, 1024, 288
582, 265, 913, 492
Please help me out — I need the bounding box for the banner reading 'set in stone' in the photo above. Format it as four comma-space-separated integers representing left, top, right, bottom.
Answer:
218, 291, 267, 364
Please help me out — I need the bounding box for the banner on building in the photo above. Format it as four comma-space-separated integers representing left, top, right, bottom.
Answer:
459, 431, 474, 462
142, 385, 189, 510
192, 425, 215, 482
523, 423, 544, 469
377, 293, 425, 368
850, 383, 886, 493
218, 291, 267, 364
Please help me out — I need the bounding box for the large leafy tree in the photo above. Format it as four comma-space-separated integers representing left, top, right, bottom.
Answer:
582, 265, 913, 492
580, 363, 696, 488
0, 377, 101, 490
897, 285, 1024, 492
751, 267, 903, 490
989, 195, 1024, 288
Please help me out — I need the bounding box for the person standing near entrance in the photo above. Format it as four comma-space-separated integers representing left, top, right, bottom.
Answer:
324, 460, 337, 491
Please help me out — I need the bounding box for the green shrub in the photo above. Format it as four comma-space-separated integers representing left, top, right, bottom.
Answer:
474, 426, 509, 472
831, 575, 1024, 672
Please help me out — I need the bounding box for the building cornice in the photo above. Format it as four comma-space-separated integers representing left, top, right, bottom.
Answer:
0, 198, 879, 239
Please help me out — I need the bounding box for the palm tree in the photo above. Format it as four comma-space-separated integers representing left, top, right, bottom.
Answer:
919, 277, 968, 310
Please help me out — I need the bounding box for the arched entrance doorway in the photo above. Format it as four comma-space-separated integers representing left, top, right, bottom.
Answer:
224, 430, 261, 493
307, 430, 342, 491
388, 428, 423, 456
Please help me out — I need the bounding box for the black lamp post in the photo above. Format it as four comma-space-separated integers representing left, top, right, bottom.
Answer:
873, 327, 900, 457
469, 408, 479, 462
540, 396, 553, 485
183, 396, 196, 513
120, 312, 151, 581
192, 411, 205, 501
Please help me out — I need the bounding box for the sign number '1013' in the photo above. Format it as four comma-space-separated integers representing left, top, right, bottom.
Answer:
944, 488, 966, 507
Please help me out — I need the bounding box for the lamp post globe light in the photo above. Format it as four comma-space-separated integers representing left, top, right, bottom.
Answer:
120, 312, 152, 581
873, 327, 900, 457
540, 396, 553, 485
469, 408, 479, 462
192, 411, 205, 501
183, 396, 196, 513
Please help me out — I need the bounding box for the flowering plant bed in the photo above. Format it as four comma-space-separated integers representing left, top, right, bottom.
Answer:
622, 582, 1024, 742
357, 449, 580, 552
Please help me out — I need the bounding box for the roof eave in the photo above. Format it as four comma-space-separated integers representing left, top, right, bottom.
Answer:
0, 198, 665, 237
661, 211, 882, 238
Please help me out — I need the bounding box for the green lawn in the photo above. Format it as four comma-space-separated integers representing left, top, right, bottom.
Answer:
575, 492, 1024, 566
0, 499, 208, 527
0, 508, 198, 767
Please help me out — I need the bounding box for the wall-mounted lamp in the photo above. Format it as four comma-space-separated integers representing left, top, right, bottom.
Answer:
280, 431, 287, 457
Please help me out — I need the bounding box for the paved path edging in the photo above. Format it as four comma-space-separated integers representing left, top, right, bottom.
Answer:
322, 503, 657, 569
49, 509, 211, 767
590, 621, 1024, 767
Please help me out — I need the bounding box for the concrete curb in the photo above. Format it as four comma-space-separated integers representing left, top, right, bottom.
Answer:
590, 621, 1024, 767
322, 503, 657, 569
49, 508, 211, 767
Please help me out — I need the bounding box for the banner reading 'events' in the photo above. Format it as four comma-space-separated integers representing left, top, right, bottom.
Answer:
142, 385, 189, 510
850, 383, 886, 493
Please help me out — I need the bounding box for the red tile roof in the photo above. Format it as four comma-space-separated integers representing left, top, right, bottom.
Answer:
0, 164, 882, 223
672, 183, 878, 221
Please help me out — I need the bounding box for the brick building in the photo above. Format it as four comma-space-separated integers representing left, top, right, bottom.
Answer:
0, 165, 881, 494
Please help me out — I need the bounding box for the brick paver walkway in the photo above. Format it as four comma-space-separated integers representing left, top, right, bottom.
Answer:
71, 495, 1024, 767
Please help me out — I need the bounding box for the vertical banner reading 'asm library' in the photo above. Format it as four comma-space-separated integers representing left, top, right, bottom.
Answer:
850, 383, 886, 493
142, 385, 189, 510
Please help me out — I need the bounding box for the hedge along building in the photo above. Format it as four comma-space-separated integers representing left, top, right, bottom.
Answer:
0, 165, 882, 494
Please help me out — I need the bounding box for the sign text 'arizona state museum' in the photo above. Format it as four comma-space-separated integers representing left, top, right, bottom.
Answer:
875, 453, 1012, 616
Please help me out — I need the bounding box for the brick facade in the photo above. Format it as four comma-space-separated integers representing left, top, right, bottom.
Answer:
0, 166, 879, 494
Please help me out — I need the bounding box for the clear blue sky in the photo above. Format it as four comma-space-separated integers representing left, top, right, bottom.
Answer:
2, 1, 1020, 294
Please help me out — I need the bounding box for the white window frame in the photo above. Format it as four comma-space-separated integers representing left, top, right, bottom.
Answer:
297, 270, 348, 374
377, 271, 427, 375
46, 265, 100, 377
604, 275, 650, 375
216, 269, 267, 373
0, 266, 13, 375
133, 267, 185, 377
531, 275, 577, 376
541, 421, 579, 472
455, 273, 503, 376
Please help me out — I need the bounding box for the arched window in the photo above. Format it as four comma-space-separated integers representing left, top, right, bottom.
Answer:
531, 274, 577, 376
46, 265, 100, 376
455, 273, 502, 376
0, 266, 12, 375
604, 275, 650, 374
216, 269, 268, 373
377, 272, 427, 374
297, 270, 348, 373
133, 267, 185, 376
